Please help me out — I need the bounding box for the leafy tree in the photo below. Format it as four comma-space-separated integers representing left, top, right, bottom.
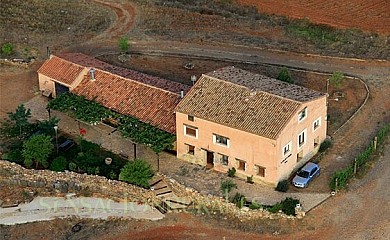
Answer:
1, 42, 14, 56
0, 104, 32, 140
277, 67, 294, 84
50, 156, 68, 172
118, 36, 130, 53
330, 71, 344, 90
220, 179, 237, 200
36, 117, 60, 137
119, 159, 154, 188
22, 135, 53, 169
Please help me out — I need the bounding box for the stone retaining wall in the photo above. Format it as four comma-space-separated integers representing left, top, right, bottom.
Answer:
0, 160, 303, 220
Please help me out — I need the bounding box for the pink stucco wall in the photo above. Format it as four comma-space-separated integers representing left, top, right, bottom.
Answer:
176, 95, 327, 185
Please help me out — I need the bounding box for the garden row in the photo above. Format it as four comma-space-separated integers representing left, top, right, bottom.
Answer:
47, 92, 175, 154
0, 104, 154, 189
329, 123, 390, 191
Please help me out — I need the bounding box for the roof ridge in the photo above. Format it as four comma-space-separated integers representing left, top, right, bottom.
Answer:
90, 68, 182, 97
202, 74, 302, 104
51, 54, 87, 70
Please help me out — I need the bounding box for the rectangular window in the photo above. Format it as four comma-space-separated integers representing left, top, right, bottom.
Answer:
255, 165, 266, 177
186, 144, 195, 155
236, 159, 246, 171
221, 154, 229, 166
184, 125, 198, 138
313, 117, 321, 131
188, 115, 194, 122
314, 136, 320, 148
298, 107, 307, 122
283, 141, 292, 156
213, 134, 229, 147
298, 129, 306, 148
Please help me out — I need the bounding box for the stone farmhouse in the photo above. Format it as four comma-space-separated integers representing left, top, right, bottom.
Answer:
175, 67, 327, 185
38, 55, 327, 185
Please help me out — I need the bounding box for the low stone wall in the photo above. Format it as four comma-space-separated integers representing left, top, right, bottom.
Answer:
0, 160, 303, 220
0, 160, 159, 205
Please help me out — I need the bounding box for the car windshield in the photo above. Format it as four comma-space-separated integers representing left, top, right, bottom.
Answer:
297, 170, 310, 178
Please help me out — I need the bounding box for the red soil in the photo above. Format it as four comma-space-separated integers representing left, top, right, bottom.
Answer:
238, 0, 390, 34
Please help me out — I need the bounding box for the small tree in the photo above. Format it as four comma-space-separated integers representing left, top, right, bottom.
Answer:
277, 67, 294, 84
1, 42, 14, 56
119, 159, 154, 188
220, 179, 237, 200
330, 71, 344, 90
118, 36, 130, 53
0, 104, 32, 140
22, 134, 53, 169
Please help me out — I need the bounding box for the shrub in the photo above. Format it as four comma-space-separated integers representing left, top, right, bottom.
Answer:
246, 175, 254, 184
220, 179, 237, 200
319, 139, 332, 152
50, 156, 68, 172
118, 36, 130, 53
69, 162, 77, 171
230, 192, 246, 208
330, 71, 344, 90
280, 197, 300, 216
249, 201, 262, 210
275, 179, 289, 192
1, 42, 14, 56
22, 134, 53, 169
119, 159, 154, 188
227, 167, 236, 177
268, 202, 282, 213
277, 67, 294, 84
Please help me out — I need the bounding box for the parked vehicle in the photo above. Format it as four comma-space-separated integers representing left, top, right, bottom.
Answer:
292, 162, 320, 188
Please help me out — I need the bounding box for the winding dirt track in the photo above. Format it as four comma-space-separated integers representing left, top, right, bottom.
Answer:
17, 0, 390, 239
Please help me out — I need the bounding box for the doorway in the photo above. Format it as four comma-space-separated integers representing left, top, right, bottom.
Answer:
206, 150, 214, 168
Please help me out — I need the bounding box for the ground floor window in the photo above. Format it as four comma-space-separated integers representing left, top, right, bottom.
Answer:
220, 154, 229, 166
314, 136, 320, 148
297, 150, 303, 162
236, 159, 246, 171
255, 165, 266, 177
186, 144, 195, 155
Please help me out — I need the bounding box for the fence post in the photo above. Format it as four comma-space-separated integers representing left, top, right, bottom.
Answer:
374, 137, 378, 150
335, 178, 338, 192
353, 158, 357, 175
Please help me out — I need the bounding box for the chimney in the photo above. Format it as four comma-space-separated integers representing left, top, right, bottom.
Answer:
180, 89, 184, 99
191, 75, 197, 85
90, 68, 95, 81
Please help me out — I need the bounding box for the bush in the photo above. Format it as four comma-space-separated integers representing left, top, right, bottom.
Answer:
119, 159, 154, 188
118, 36, 130, 53
277, 67, 294, 84
1, 42, 14, 56
330, 71, 344, 90
230, 192, 246, 208
319, 139, 332, 152
280, 197, 300, 216
220, 179, 237, 200
227, 167, 236, 177
50, 156, 68, 172
246, 175, 254, 184
275, 179, 289, 192
249, 201, 262, 210
266, 198, 300, 216
69, 162, 77, 171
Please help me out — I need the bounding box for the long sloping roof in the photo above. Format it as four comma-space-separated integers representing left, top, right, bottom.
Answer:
37, 56, 85, 86
39, 54, 188, 134
58, 52, 189, 93
176, 67, 325, 139
72, 69, 180, 134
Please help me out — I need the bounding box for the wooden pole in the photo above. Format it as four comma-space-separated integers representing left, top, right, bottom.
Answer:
374, 137, 378, 150
335, 178, 338, 192
354, 158, 357, 175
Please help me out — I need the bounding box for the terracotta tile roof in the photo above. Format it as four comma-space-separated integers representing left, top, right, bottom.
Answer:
207, 66, 325, 102
72, 69, 181, 134
176, 69, 318, 139
37, 56, 85, 86
58, 52, 189, 93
